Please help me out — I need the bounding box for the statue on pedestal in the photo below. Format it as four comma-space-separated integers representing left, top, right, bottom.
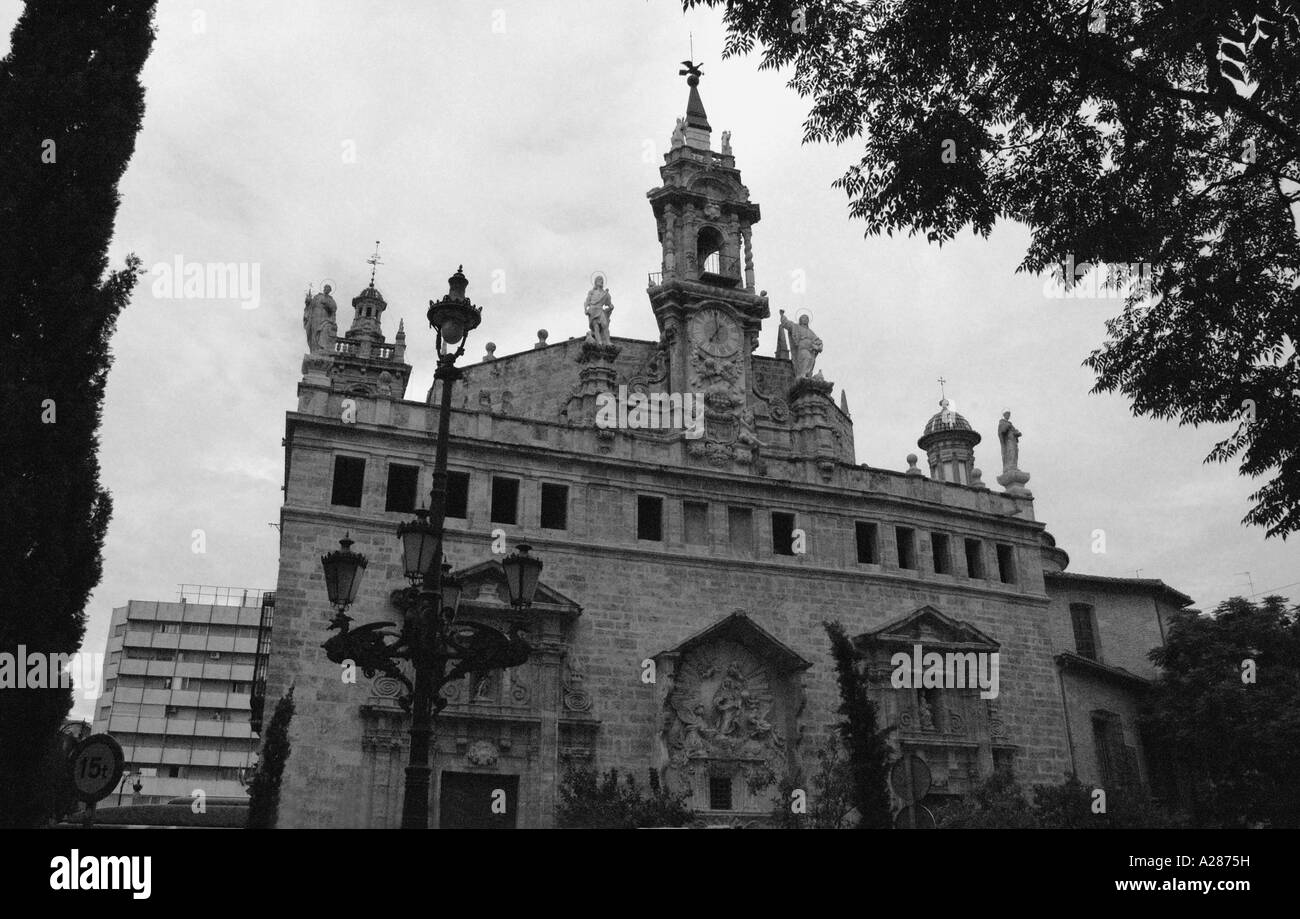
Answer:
779, 310, 823, 378
998, 411, 1021, 472
303, 284, 338, 354
584, 276, 614, 348
996, 410, 1032, 495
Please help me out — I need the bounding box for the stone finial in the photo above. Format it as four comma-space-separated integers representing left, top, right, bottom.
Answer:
775, 322, 790, 360
484, 342, 497, 362
970, 468, 988, 489
906, 454, 924, 475
396, 318, 406, 339
839, 390, 850, 415
535, 329, 549, 349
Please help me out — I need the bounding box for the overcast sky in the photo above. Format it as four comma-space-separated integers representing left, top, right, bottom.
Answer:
5, 1, 1294, 718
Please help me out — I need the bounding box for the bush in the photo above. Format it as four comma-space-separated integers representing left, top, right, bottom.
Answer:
936, 770, 1190, 828
557, 766, 693, 829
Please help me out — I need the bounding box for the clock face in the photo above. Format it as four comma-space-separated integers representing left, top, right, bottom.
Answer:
693, 307, 740, 356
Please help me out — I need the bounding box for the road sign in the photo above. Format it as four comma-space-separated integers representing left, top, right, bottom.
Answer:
68, 734, 125, 804
889, 753, 932, 803
893, 804, 936, 829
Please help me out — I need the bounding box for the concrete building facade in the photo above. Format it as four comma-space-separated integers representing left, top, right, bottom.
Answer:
262, 72, 1191, 827
93, 588, 269, 805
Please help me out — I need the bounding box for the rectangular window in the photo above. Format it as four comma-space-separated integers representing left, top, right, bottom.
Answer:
996, 544, 1017, 584
708, 775, 733, 811
230, 682, 249, 695
179, 677, 201, 691
728, 507, 753, 555
165, 705, 179, 717
683, 501, 709, 546
385, 463, 419, 512
330, 456, 365, 507
931, 533, 952, 575
490, 477, 520, 525
445, 471, 470, 519
168, 765, 182, 779
540, 483, 568, 530
1091, 713, 1129, 790
896, 527, 917, 570
637, 495, 663, 541
855, 522, 878, 564
1071, 604, 1098, 660
113, 622, 127, 637
771, 512, 796, 556
156, 622, 178, 635
964, 539, 986, 579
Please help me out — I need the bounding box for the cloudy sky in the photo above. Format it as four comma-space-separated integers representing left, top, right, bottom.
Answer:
5, 1, 1294, 718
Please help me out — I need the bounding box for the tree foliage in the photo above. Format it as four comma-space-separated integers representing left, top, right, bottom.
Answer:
0, 0, 155, 827
556, 766, 694, 828
824, 621, 894, 828
1143, 594, 1300, 826
689, 0, 1300, 537
771, 734, 858, 827
246, 687, 295, 829
936, 770, 1188, 827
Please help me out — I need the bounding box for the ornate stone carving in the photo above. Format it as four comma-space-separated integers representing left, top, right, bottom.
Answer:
662, 641, 789, 796
466, 740, 498, 766
562, 655, 593, 713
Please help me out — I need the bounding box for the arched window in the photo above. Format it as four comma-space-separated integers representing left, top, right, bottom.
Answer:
697, 226, 724, 276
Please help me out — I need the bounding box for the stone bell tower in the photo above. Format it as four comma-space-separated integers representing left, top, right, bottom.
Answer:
647, 62, 770, 463
299, 243, 412, 411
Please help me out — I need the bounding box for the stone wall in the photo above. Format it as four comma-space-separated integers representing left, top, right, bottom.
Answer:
264, 383, 1081, 826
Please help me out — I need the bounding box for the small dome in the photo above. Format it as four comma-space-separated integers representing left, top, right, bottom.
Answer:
353, 284, 385, 304
923, 399, 972, 435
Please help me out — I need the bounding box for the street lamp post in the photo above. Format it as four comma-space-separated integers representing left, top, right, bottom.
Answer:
319, 266, 543, 828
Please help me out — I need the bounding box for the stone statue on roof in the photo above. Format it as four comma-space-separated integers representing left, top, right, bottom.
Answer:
303, 284, 337, 354
584, 276, 614, 347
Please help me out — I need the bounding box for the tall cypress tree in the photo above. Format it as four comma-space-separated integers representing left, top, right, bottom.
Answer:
247, 688, 295, 829
824, 621, 894, 828
0, 1, 156, 826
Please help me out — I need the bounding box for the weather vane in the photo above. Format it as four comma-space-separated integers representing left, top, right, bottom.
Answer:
366, 240, 384, 286
938, 376, 947, 401
679, 56, 703, 85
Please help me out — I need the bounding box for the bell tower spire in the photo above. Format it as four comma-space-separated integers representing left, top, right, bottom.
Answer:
679, 60, 711, 149
646, 63, 771, 468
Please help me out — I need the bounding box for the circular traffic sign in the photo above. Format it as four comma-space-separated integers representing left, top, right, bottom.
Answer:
889, 753, 932, 803
893, 804, 937, 829
68, 734, 125, 803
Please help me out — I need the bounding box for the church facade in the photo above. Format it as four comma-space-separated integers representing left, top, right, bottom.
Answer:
262, 73, 1190, 828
